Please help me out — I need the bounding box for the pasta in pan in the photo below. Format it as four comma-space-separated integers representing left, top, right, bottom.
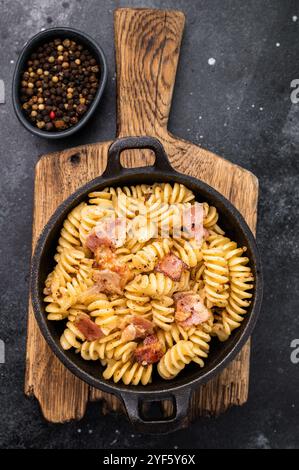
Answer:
157, 340, 195, 380
57, 202, 86, 253
103, 359, 153, 385
44, 183, 254, 385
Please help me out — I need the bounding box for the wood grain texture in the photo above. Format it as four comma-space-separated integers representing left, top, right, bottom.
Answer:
25, 8, 258, 424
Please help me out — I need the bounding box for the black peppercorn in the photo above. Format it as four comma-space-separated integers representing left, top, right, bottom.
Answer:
76, 104, 87, 115
45, 122, 54, 131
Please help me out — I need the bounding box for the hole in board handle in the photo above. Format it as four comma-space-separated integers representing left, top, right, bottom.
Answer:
120, 149, 155, 168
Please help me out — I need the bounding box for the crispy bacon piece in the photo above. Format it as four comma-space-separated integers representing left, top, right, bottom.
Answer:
112, 263, 134, 282
92, 269, 123, 295
91, 242, 133, 295
182, 202, 203, 244
86, 231, 102, 253
74, 313, 104, 341
95, 217, 127, 248
93, 246, 116, 269
174, 291, 210, 328
155, 252, 187, 281
93, 259, 133, 294
134, 334, 164, 365
121, 315, 154, 342
86, 217, 127, 252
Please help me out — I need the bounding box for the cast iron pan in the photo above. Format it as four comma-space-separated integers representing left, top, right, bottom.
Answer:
31, 136, 263, 433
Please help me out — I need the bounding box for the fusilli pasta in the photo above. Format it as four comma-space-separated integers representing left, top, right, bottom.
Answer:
157, 340, 195, 379
103, 359, 153, 385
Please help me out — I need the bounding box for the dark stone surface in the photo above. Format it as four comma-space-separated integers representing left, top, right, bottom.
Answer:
0, 0, 298, 449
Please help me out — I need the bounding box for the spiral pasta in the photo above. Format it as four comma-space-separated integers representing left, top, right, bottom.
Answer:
79, 204, 109, 246
124, 291, 152, 319
212, 247, 254, 341
103, 359, 153, 385
88, 189, 114, 210
87, 295, 119, 333
203, 202, 224, 235
57, 203, 86, 253
124, 236, 146, 254
114, 247, 134, 265
202, 247, 229, 308
56, 258, 94, 310
50, 248, 85, 298
157, 340, 195, 380
44, 182, 254, 386
151, 183, 195, 205
80, 338, 111, 361
132, 238, 173, 272
151, 296, 175, 331
125, 272, 175, 298
109, 295, 131, 317
172, 238, 202, 268
117, 184, 152, 200
112, 192, 141, 219
44, 252, 93, 317
188, 320, 213, 367
44, 297, 68, 321
60, 321, 85, 350
80, 331, 137, 363
156, 323, 190, 351
145, 201, 174, 232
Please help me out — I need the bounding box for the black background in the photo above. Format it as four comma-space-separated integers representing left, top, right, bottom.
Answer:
0, 0, 298, 449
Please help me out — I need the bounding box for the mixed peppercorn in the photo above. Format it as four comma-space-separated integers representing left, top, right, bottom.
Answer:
19, 38, 100, 131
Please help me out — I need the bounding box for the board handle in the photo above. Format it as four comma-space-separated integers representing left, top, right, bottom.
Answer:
114, 8, 185, 137
121, 389, 191, 434
102, 136, 174, 177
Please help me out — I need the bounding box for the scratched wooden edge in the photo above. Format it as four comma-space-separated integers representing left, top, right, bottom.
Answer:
25, 137, 259, 422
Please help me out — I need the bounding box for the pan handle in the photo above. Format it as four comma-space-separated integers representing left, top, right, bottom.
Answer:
121, 389, 191, 434
102, 136, 174, 178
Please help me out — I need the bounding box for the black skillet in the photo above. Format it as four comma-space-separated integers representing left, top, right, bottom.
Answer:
31, 136, 263, 433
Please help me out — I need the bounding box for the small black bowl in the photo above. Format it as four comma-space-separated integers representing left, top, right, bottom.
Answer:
12, 27, 108, 139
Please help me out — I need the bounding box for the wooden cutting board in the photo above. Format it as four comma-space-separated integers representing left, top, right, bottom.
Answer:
25, 8, 258, 425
